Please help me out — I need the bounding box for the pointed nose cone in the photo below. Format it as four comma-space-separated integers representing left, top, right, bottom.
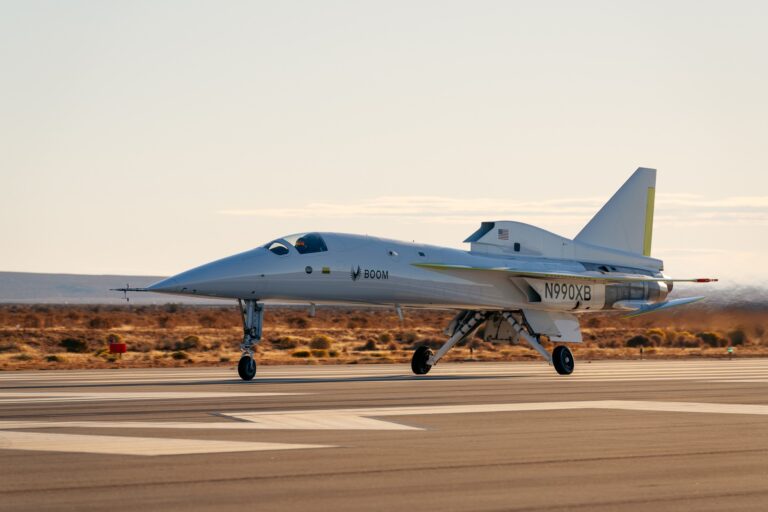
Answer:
147, 249, 265, 298
146, 275, 185, 294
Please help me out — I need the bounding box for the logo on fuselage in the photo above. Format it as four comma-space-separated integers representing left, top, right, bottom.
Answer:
350, 266, 389, 281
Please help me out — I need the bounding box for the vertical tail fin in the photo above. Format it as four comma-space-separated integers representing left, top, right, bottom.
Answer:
575, 167, 657, 256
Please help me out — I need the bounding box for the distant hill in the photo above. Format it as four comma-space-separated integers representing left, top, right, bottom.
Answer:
0, 272, 218, 304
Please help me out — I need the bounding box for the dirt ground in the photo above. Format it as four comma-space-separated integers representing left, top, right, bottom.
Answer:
0, 303, 765, 370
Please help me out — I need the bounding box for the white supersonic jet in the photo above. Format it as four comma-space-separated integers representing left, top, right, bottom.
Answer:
117, 168, 716, 380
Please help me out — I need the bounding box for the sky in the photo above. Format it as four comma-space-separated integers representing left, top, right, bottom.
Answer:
1, 1, 766, 285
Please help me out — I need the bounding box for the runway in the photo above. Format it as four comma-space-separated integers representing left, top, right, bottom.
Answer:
2, 360, 768, 511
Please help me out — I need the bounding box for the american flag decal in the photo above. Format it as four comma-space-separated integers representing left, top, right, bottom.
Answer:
498, 228, 509, 240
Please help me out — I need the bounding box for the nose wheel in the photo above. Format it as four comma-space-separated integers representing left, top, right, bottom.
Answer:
238, 355, 257, 381
411, 346, 433, 375
552, 345, 575, 375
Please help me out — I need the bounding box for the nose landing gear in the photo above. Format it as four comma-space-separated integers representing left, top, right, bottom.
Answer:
238, 299, 264, 381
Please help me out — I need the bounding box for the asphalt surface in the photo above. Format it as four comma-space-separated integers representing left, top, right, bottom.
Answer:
2, 360, 768, 511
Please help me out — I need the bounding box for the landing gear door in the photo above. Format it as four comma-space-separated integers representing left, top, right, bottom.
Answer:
483, 313, 521, 344
522, 310, 582, 343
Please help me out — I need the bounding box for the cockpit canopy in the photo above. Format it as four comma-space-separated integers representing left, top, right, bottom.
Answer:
265, 233, 328, 256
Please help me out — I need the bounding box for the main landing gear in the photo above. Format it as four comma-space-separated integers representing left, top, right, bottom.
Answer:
410, 310, 575, 376
410, 311, 487, 376
237, 299, 263, 381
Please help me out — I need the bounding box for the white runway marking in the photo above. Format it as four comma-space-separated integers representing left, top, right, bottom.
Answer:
0, 431, 331, 456
223, 400, 768, 429
3, 400, 768, 434
0, 391, 301, 404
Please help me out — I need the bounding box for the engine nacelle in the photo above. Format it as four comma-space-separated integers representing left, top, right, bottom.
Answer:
604, 281, 669, 310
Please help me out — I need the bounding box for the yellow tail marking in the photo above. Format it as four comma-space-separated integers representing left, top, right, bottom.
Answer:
643, 187, 656, 256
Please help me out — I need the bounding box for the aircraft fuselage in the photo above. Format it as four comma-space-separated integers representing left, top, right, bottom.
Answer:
147, 233, 667, 313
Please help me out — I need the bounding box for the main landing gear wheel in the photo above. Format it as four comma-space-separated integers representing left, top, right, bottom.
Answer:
238, 355, 257, 381
411, 346, 433, 375
552, 345, 575, 375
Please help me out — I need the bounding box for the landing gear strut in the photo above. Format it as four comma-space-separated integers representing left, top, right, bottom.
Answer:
502, 312, 575, 375
411, 311, 486, 375
411, 310, 576, 377
237, 299, 263, 381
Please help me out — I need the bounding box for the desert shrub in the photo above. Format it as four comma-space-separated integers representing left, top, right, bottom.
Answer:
22, 314, 42, 328
674, 331, 699, 348
46, 355, 63, 363
171, 351, 189, 360
311, 349, 328, 358
0, 341, 19, 353
387, 342, 398, 351
347, 316, 369, 329
356, 340, 377, 351
130, 340, 153, 353
106, 333, 121, 344
584, 317, 602, 328
13, 353, 33, 361
626, 335, 652, 348
164, 303, 180, 313
328, 350, 339, 358
88, 316, 113, 329
646, 328, 666, 346
271, 336, 298, 350
292, 350, 311, 358
417, 338, 443, 350
287, 316, 309, 329
378, 332, 393, 344
157, 316, 176, 328
697, 332, 726, 348
309, 335, 332, 350
727, 329, 748, 346
157, 336, 200, 351
157, 339, 175, 351
219, 356, 231, 362
179, 335, 201, 350
198, 314, 218, 328
60, 338, 89, 353
398, 331, 419, 344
